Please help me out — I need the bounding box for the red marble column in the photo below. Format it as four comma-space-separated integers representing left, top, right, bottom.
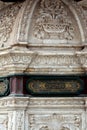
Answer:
10, 76, 24, 96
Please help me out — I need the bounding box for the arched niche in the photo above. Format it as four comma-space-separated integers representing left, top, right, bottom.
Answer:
15, 0, 85, 49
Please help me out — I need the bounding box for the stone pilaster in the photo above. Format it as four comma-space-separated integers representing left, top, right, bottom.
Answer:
10, 76, 24, 96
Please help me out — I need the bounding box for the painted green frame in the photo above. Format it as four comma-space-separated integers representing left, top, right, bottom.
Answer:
26, 75, 84, 97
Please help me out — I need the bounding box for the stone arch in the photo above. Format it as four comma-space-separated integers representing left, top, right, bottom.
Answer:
13, 0, 86, 47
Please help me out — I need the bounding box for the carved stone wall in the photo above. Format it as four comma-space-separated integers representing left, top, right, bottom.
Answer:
0, 97, 86, 130
0, 2, 22, 48
0, 1, 86, 129
17, 0, 84, 44
30, 0, 81, 44
0, 0, 86, 75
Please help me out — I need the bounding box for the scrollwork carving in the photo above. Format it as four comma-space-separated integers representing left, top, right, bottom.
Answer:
0, 3, 22, 47
33, 0, 75, 40
31, 55, 80, 66
28, 114, 81, 130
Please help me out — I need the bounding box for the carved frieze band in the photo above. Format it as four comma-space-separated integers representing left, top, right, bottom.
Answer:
0, 51, 86, 75
0, 97, 85, 108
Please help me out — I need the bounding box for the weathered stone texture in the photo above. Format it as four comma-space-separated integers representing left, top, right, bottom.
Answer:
0, 97, 86, 130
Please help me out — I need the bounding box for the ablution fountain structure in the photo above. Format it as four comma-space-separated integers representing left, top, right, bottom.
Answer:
0, 0, 87, 129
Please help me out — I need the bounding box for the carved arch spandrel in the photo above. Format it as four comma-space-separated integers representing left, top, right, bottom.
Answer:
14, 0, 86, 46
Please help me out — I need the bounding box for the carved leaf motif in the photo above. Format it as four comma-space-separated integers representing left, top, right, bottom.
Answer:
29, 114, 81, 130
33, 0, 75, 40
0, 3, 22, 47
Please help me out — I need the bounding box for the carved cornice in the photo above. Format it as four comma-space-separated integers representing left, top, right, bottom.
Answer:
0, 97, 86, 109
0, 47, 86, 76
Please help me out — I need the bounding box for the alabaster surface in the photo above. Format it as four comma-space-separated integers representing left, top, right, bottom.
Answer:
0, 1, 86, 130
0, 97, 86, 130
0, 0, 86, 75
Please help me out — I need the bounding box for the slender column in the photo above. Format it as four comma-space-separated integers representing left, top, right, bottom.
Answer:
10, 76, 24, 96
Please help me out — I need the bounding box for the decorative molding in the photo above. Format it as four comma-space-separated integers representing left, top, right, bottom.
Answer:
28, 113, 82, 130
0, 97, 85, 108
18, 0, 34, 42
0, 0, 86, 75
71, 0, 87, 42
0, 50, 86, 75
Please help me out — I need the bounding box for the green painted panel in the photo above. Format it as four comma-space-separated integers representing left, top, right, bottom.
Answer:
26, 76, 84, 96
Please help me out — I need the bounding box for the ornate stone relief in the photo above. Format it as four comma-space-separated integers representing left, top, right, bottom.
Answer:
31, 55, 81, 66
28, 114, 82, 130
0, 97, 84, 107
0, 51, 86, 75
0, 0, 86, 75
0, 3, 22, 47
32, 0, 75, 41
17, 0, 83, 44
0, 97, 85, 130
